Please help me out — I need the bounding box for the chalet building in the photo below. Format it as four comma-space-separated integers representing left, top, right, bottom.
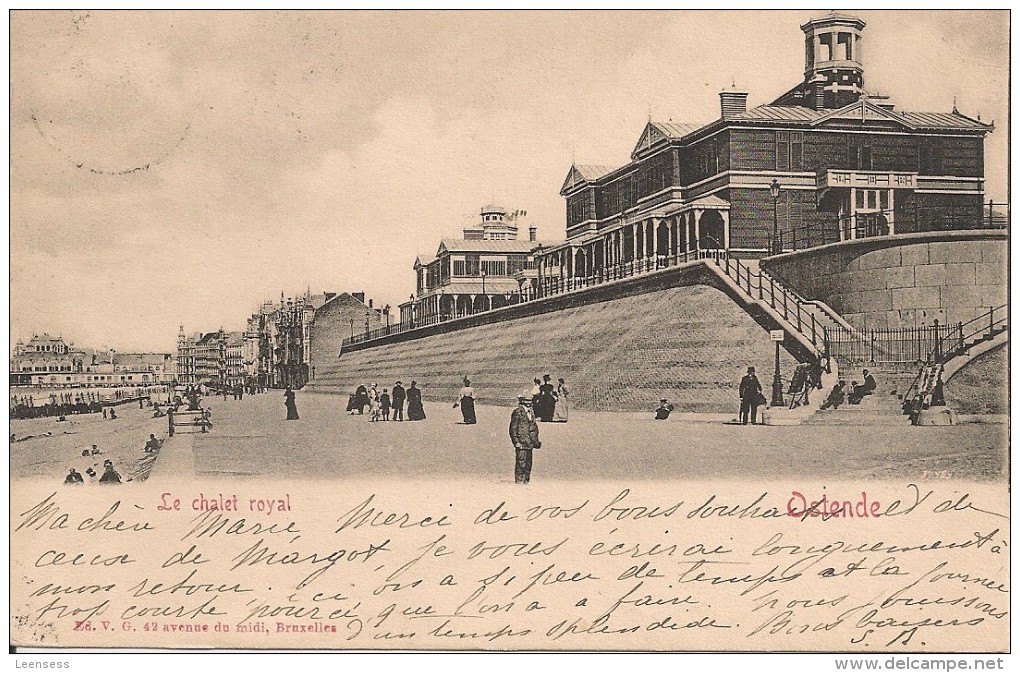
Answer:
400, 205, 551, 326
543, 12, 992, 281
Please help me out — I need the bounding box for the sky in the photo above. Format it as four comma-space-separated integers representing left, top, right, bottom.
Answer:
9, 10, 1009, 353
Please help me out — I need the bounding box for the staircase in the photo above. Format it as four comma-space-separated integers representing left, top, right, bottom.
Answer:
802, 368, 917, 426
700, 251, 849, 425
702, 254, 829, 359
903, 304, 1008, 424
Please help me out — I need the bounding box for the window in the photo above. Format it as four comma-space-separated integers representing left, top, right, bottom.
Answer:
791, 132, 803, 170
850, 140, 872, 171
481, 260, 507, 276
837, 32, 853, 60
777, 131, 789, 170
819, 33, 833, 61
464, 255, 480, 276
508, 254, 528, 274
918, 139, 943, 174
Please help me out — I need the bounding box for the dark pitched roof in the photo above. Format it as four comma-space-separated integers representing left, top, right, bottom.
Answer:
561, 163, 621, 194
731, 100, 991, 131
574, 164, 617, 181
437, 239, 541, 254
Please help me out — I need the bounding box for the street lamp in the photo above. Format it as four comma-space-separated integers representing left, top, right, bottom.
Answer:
480, 270, 487, 309
383, 305, 390, 333
536, 244, 544, 298
771, 332, 785, 408
770, 178, 782, 255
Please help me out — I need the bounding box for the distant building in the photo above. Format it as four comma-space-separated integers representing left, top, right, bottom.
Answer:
11, 334, 172, 387
307, 291, 385, 381
11, 334, 86, 374
174, 329, 241, 386
400, 205, 552, 326
240, 290, 381, 388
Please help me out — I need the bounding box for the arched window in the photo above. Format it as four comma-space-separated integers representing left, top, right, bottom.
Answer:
574, 249, 587, 278
699, 210, 725, 249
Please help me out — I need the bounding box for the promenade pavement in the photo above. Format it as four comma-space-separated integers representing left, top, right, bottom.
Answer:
12, 390, 1007, 484
177, 390, 1005, 483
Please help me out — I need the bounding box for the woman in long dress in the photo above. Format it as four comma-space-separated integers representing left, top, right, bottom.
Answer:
368, 385, 381, 422
553, 377, 569, 422
406, 381, 426, 421
456, 377, 476, 424
284, 386, 299, 420
538, 374, 556, 422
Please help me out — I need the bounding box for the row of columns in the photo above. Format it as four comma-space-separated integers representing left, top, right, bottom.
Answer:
538, 208, 729, 281
411, 292, 520, 327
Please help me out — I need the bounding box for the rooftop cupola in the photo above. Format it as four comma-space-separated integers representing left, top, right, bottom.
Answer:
801, 12, 866, 109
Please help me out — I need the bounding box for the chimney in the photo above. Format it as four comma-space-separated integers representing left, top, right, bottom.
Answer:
368, 299, 373, 309
719, 88, 749, 120
529, 225, 537, 242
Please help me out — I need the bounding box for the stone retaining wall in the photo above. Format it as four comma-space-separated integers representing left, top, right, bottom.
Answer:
763, 232, 1006, 330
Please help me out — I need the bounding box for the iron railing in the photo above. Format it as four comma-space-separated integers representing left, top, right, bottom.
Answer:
772, 201, 1008, 253
343, 246, 727, 347
704, 241, 829, 352
901, 304, 1008, 422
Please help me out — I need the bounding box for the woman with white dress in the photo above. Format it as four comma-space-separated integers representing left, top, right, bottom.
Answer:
553, 377, 569, 422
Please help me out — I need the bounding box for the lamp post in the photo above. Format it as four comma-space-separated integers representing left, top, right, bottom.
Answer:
536, 244, 544, 298
480, 270, 487, 310
383, 305, 390, 334
770, 178, 781, 255
771, 332, 785, 407
350, 318, 354, 341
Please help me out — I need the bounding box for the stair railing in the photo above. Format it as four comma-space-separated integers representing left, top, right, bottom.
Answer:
706, 236, 825, 353
902, 303, 1008, 422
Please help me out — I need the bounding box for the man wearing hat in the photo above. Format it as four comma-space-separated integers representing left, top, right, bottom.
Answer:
509, 393, 541, 484
739, 366, 763, 425
99, 460, 122, 484
848, 368, 877, 404
391, 381, 406, 421
654, 398, 675, 420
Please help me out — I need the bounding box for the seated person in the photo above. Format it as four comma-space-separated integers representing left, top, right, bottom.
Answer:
99, 460, 121, 484
144, 434, 162, 452
847, 369, 876, 404
64, 468, 84, 485
654, 398, 675, 420
820, 380, 847, 410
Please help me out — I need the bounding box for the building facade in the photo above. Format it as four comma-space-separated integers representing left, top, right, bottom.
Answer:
11, 334, 87, 375
236, 290, 381, 388
400, 205, 549, 327
545, 12, 992, 283
12, 334, 173, 387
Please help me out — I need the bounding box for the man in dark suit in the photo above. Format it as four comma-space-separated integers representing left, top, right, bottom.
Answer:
391, 381, 406, 421
509, 394, 540, 484
739, 366, 763, 425
848, 369, 877, 404
654, 398, 675, 420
